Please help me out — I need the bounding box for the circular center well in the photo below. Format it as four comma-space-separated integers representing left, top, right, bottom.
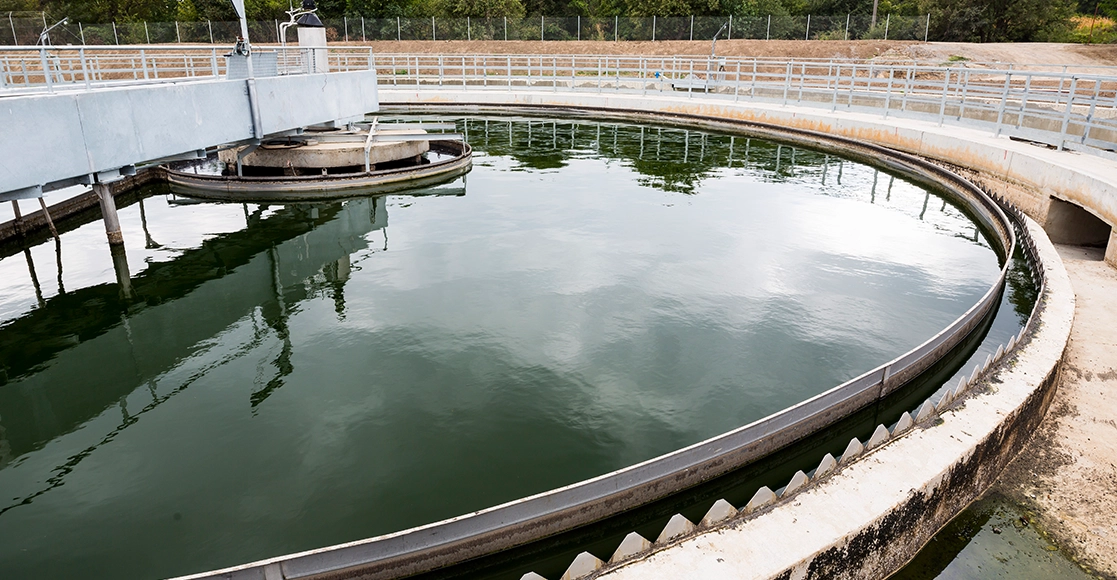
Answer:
0, 116, 1001, 580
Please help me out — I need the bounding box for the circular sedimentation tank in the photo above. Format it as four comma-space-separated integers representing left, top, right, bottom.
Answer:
0, 115, 1032, 580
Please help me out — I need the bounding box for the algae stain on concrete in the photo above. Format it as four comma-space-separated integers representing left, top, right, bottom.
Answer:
891, 494, 1100, 580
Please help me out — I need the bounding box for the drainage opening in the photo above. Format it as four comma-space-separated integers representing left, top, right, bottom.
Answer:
1045, 197, 1112, 258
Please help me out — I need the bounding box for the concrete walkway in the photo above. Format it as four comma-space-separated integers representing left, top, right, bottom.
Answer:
993, 246, 1117, 579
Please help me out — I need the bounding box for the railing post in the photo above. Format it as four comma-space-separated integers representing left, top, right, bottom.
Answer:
995, 72, 1011, 136
957, 69, 969, 121
883, 66, 893, 117
1058, 77, 1078, 151
1081, 80, 1098, 144
939, 68, 949, 125
734, 60, 740, 101
38, 46, 53, 92
80, 47, 90, 89
1018, 74, 1033, 129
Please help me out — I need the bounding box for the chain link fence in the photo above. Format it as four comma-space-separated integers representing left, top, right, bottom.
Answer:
2, 14, 935, 46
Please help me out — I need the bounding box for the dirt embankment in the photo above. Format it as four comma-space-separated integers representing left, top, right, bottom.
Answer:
331, 39, 1117, 68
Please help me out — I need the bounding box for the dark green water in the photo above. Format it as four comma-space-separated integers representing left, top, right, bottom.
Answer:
0, 117, 1004, 579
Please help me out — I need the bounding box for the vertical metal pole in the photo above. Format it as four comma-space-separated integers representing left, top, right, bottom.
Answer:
38, 197, 58, 239
144, 21, 150, 43
938, 69, 949, 125
805, 15, 810, 40
80, 47, 90, 89
505, 16, 507, 41
207, 20, 213, 44
38, 46, 53, 92
615, 15, 618, 41
81, 22, 86, 44
8, 13, 15, 45
432, 17, 436, 41
467, 17, 470, 41
541, 15, 544, 41
845, 14, 849, 40
924, 14, 930, 42
95, 182, 124, 245
884, 14, 889, 40
10, 200, 20, 220
728, 15, 732, 39
397, 17, 401, 41
362, 17, 365, 42
652, 16, 656, 42
175, 21, 180, 43
690, 16, 694, 41
995, 73, 1011, 136
577, 16, 580, 40
113, 22, 119, 44
766, 15, 770, 40
344, 17, 348, 42
1081, 82, 1098, 144
1058, 77, 1078, 150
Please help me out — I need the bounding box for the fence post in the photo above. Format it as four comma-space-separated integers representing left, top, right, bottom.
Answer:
541, 15, 544, 41
690, 15, 693, 41
652, 16, 656, 41
362, 17, 365, 41
467, 16, 470, 41
207, 20, 213, 44
845, 14, 850, 40
884, 14, 889, 40
81, 22, 87, 44
144, 21, 150, 43
344, 16, 348, 42
8, 12, 15, 45
432, 16, 436, 41
113, 22, 119, 44
728, 15, 732, 39
766, 15, 771, 40
924, 14, 930, 41
615, 15, 618, 41
504, 16, 507, 41
805, 15, 810, 40
577, 16, 580, 41
397, 17, 401, 41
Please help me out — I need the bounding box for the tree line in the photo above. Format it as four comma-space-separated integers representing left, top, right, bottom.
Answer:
0, 0, 1101, 42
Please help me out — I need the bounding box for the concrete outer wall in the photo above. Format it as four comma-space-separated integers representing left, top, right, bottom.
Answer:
0, 70, 379, 196
381, 89, 1117, 268
377, 89, 1081, 580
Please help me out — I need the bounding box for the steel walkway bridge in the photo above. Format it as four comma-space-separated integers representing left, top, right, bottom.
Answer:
0, 45, 379, 230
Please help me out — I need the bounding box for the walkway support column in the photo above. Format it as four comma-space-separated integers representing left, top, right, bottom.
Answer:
94, 183, 124, 245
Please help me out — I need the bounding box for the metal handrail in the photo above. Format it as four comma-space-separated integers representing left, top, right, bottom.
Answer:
174, 114, 1016, 580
